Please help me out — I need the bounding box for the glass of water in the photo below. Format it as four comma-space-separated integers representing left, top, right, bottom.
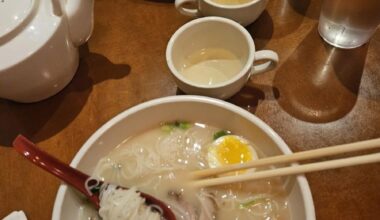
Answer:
318, 0, 380, 49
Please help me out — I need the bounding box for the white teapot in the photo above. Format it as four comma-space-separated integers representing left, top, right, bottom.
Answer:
0, 0, 94, 103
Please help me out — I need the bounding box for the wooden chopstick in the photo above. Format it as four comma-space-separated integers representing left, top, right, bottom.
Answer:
190, 138, 380, 179
191, 152, 380, 188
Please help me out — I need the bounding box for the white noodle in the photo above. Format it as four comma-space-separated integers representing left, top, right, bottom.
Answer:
98, 185, 161, 220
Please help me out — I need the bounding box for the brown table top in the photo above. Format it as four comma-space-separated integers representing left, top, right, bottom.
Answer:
1, 0, 380, 219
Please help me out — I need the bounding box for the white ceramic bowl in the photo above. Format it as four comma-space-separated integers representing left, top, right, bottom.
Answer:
52, 95, 315, 220
166, 17, 278, 100
175, 0, 269, 27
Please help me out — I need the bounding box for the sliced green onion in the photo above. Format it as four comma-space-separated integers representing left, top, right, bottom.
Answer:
161, 121, 191, 132
213, 130, 230, 140
90, 185, 101, 194
161, 125, 174, 133
178, 121, 190, 130
239, 198, 268, 209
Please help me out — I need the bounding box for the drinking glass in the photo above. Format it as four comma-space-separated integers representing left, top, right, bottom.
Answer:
318, 0, 380, 49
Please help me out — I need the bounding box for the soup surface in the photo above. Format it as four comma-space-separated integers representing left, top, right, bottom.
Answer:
180, 48, 243, 86
211, 0, 253, 5
78, 122, 290, 220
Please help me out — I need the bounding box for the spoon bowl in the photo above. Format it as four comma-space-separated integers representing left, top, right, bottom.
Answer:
12, 135, 176, 220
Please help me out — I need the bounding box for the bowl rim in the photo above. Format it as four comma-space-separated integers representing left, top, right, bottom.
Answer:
52, 95, 316, 220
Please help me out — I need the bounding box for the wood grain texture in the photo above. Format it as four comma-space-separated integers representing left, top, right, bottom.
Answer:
1, 0, 379, 219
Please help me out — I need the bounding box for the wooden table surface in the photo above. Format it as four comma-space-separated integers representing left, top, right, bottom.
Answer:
1, 0, 380, 219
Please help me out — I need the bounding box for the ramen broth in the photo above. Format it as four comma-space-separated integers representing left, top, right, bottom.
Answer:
78, 122, 290, 220
180, 48, 243, 86
211, 0, 252, 5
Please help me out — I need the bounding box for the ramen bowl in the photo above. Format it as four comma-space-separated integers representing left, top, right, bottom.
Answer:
52, 95, 315, 220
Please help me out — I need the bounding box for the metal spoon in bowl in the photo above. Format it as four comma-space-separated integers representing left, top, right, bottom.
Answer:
12, 135, 176, 220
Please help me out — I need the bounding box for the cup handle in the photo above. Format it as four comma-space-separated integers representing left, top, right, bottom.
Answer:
175, 0, 200, 17
251, 50, 279, 75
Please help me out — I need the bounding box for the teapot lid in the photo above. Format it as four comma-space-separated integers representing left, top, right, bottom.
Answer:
0, 0, 34, 38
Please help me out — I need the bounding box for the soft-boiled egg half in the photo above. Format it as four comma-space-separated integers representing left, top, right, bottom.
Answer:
207, 135, 258, 174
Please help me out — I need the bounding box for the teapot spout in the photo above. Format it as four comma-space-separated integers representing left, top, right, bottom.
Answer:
64, 0, 94, 46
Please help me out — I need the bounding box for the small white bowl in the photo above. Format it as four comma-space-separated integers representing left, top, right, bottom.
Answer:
166, 17, 278, 100
52, 95, 315, 220
175, 0, 269, 27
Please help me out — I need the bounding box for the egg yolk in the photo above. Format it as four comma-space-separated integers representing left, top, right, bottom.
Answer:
216, 136, 252, 165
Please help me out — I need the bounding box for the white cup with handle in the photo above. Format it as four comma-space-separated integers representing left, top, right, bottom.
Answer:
175, 0, 268, 26
166, 17, 278, 100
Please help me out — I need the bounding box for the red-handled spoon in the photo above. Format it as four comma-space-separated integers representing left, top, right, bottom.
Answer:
12, 135, 176, 220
